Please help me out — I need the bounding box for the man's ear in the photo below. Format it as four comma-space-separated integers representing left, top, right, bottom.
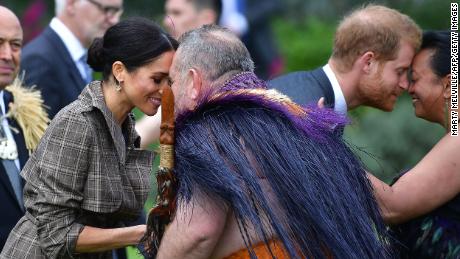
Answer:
188, 68, 203, 101
358, 51, 375, 74
112, 61, 126, 83
442, 74, 451, 99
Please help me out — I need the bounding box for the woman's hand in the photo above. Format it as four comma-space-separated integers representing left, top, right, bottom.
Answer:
129, 224, 147, 245
75, 224, 147, 253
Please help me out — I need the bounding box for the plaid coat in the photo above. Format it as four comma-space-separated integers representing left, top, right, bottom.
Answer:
1, 81, 154, 259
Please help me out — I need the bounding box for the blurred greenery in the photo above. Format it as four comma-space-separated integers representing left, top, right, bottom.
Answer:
273, 17, 335, 72
3, 0, 452, 257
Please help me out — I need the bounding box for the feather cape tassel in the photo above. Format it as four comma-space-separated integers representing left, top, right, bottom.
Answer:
5, 76, 50, 153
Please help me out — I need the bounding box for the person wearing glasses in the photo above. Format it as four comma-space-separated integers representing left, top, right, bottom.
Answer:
20, 0, 123, 119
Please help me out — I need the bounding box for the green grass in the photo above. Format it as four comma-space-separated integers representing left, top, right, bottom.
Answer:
127, 246, 144, 259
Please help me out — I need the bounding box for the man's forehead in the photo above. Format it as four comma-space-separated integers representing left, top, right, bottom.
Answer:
386, 41, 415, 68
166, 0, 183, 8
166, 0, 195, 11
397, 49, 415, 67
412, 49, 433, 70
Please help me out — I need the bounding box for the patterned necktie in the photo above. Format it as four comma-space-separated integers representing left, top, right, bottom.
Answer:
0, 111, 23, 210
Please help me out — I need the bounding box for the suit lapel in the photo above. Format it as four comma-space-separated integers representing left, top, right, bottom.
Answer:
310, 68, 335, 109
43, 27, 86, 91
0, 165, 21, 211
4, 91, 29, 168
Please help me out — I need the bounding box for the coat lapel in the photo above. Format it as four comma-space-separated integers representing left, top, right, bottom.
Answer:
83, 82, 126, 164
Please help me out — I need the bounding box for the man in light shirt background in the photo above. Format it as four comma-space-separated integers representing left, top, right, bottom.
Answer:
20, 0, 123, 118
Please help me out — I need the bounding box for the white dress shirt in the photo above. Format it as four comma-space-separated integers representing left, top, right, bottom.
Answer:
49, 17, 89, 81
323, 64, 347, 114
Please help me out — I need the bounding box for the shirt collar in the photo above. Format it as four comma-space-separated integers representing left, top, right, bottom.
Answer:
0, 91, 4, 115
323, 64, 347, 114
50, 17, 87, 62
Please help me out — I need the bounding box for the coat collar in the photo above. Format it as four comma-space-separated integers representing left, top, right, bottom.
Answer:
78, 81, 140, 164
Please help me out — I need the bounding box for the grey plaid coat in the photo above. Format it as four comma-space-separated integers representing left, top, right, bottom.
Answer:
1, 81, 154, 259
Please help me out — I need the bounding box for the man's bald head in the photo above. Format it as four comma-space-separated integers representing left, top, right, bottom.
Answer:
0, 6, 23, 88
0, 6, 20, 22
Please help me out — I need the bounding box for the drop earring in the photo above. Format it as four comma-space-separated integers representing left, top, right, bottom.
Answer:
115, 80, 122, 92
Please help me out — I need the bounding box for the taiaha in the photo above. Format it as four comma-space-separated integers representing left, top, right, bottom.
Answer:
144, 86, 178, 257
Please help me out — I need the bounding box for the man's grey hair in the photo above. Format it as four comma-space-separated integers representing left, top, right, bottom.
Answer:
176, 24, 254, 82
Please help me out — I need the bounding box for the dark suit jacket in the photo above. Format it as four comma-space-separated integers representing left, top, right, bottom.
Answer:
0, 91, 29, 251
268, 67, 335, 109
21, 26, 86, 119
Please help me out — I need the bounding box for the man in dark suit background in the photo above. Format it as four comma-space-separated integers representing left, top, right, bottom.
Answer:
269, 5, 421, 114
20, 0, 123, 118
0, 5, 49, 251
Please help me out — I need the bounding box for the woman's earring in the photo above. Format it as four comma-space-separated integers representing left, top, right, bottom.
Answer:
115, 80, 122, 92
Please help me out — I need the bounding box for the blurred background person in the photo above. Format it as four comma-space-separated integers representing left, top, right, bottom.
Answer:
242, 0, 284, 80
20, 0, 123, 119
369, 30, 460, 258
163, 0, 221, 39
219, 0, 248, 37
20, 0, 47, 44
1, 17, 178, 259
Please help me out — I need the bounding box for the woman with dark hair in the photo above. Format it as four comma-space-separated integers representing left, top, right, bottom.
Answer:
369, 31, 460, 258
1, 17, 178, 258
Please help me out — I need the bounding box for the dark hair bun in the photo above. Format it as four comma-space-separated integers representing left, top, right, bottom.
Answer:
87, 37, 105, 72
90, 17, 178, 80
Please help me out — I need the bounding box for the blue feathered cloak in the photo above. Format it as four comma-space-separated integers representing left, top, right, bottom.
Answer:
171, 72, 392, 259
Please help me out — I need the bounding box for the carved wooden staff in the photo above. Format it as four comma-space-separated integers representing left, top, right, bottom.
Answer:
145, 86, 178, 257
